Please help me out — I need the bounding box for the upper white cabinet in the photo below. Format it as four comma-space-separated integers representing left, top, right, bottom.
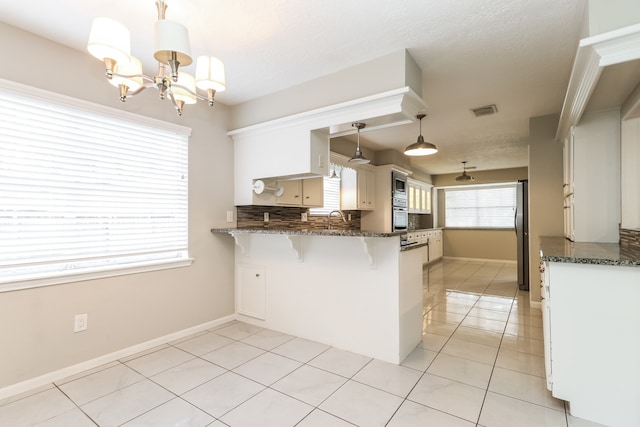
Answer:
276, 177, 324, 207
621, 117, 640, 230
357, 169, 376, 210
563, 109, 620, 243
408, 178, 432, 214
340, 166, 376, 211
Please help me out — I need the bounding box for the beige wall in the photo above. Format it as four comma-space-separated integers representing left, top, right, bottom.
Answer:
528, 114, 564, 302
443, 229, 517, 261
433, 167, 527, 261
0, 23, 236, 389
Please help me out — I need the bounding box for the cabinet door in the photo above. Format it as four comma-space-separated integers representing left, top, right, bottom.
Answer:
357, 170, 375, 210
408, 185, 416, 212
237, 264, 266, 319
365, 170, 376, 210
302, 177, 324, 207
276, 180, 302, 205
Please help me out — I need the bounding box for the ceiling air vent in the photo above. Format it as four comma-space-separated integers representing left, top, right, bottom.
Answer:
470, 104, 498, 117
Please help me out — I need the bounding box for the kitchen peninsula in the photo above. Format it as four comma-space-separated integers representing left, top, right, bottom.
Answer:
210, 227, 424, 364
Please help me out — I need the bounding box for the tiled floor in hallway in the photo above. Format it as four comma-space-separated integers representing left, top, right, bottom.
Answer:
0, 259, 606, 426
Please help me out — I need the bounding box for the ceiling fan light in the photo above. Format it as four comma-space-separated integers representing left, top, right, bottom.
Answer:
455, 161, 475, 182
455, 172, 475, 182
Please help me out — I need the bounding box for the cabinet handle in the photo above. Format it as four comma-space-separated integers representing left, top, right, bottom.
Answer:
255, 274, 260, 277
294, 195, 299, 198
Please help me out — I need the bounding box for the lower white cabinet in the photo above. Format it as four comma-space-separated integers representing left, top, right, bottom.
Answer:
428, 230, 443, 262
237, 264, 266, 320
542, 261, 640, 426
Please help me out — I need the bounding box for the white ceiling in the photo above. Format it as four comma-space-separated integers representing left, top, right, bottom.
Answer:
0, 0, 588, 175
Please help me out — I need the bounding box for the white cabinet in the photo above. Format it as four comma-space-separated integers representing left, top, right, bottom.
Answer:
357, 169, 376, 210
341, 167, 375, 211
541, 260, 640, 426
408, 179, 432, 214
276, 177, 323, 207
621, 118, 640, 229
427, 229, 442, 262
237, 264, 266, 320
564, 109, 621, 242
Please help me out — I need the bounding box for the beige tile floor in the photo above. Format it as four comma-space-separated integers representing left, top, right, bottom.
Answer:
0, 259, 607, 426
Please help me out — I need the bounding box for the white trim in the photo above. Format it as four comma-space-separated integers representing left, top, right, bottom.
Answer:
0, 258, 193, 293
227, 86, 425, 138
556, 23, 640, 140
0, 314, 235, 401
529, 300, 542, 310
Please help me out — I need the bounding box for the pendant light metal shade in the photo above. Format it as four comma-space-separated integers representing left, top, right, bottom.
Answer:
404, 114, 438, 156
455, 161, 475, 182
349, 122, 370, 164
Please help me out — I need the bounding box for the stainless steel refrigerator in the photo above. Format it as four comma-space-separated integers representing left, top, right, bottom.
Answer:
516, 180, 529, 290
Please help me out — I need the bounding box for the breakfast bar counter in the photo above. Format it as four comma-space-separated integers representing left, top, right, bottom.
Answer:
211, 227, 423, 364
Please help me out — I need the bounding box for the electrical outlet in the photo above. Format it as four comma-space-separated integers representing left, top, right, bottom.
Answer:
74, 313, 88, 332
263, 212, 269, 222
226, 210, 234, 222
301, 212, 308, 222
348, 214, 352, 221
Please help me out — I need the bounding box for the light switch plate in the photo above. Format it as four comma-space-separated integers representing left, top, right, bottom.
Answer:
226, 211, 234, 222
301, 212, 308, 221
264, 212, 269, 222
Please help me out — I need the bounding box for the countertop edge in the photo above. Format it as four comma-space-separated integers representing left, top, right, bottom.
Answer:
210, 228, 404, 238
539, 236, 640, 267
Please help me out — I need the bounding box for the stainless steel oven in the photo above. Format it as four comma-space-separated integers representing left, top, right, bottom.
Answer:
393, 207, 408, 232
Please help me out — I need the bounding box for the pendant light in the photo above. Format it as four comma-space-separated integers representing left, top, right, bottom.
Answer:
404, 114, 438, 156
455, 161, 475, 182
348, 122, 370, 164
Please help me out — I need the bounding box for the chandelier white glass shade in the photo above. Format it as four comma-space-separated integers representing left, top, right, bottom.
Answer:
87, 0, 226, 116
404, 114, 438, 156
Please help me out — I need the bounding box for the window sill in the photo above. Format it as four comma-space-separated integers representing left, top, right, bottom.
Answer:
0, 258, 193, 293
444, 227, 515, 231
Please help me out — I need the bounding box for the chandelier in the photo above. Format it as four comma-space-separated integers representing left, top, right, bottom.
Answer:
87, 0, 226, 116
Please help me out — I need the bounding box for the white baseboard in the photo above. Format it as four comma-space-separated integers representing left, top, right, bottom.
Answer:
529, 300, 542, 310
441, 256, 517, 264
0, 314, 236, 402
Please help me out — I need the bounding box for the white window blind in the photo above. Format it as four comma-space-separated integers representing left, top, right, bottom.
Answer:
309, 172, 341, 216
0, 80, 191, 289
445, 184, 516, 228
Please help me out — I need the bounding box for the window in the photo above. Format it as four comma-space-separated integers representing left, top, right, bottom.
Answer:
0, 79, 191, 291
445, 184, 516, 228
309, 163, 342, 215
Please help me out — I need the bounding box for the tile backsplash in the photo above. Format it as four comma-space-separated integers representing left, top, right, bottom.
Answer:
620, 228, 640, 251
236, 206, 361, 231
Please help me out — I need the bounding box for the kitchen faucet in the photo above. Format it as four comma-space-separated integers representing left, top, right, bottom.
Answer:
327, 210, 346, 229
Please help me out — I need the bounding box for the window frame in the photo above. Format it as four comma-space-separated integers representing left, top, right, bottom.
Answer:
0, 78, 193, 292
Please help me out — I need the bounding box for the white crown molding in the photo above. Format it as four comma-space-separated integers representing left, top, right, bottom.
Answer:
556, 23, 640, 140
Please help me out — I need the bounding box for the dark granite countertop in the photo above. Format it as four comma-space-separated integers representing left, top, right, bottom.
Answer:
210, 227, 404, 238
540, 236, 640, 267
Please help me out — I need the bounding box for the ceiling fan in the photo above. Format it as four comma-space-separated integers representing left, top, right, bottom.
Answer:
455, 161, 476, 182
